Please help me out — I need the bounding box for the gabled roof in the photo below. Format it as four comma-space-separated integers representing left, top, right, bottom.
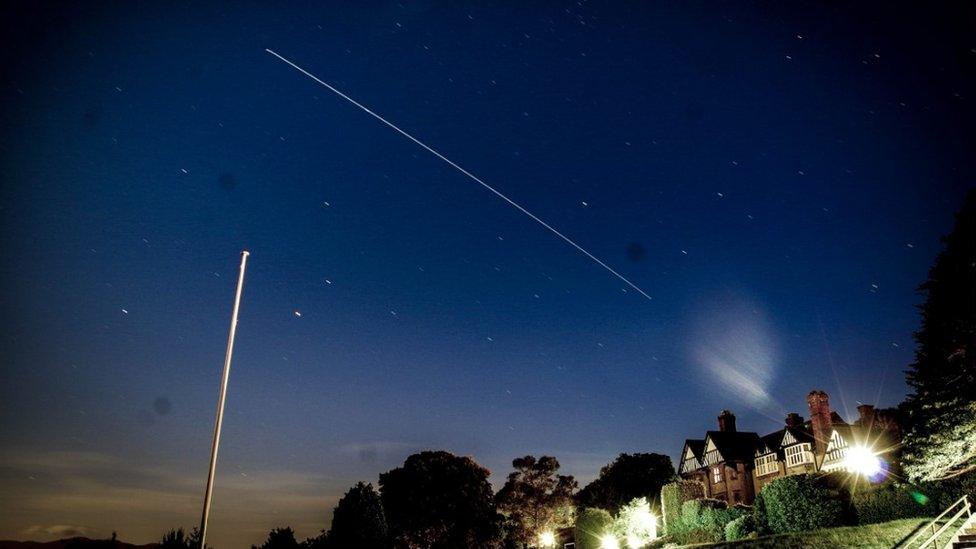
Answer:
685, 439, 705, 458
704, 430, 760, 464
783, 426, 814, 445
755, 429, 784, 457
679, 439, 706, 473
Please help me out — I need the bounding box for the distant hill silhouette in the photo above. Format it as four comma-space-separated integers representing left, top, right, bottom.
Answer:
0, 538, 159, 549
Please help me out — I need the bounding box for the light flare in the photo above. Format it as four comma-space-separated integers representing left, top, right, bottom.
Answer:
845, 445, 882, 477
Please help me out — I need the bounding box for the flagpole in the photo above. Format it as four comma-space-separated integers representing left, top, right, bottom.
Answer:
199, 250, 249, 549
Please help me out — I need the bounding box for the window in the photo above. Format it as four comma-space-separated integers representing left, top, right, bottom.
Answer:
755, 453, 778, 476
785, 443, 814, 467
712, 466, 722, 483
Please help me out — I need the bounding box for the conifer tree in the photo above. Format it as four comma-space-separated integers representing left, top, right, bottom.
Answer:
902, 190, 976, 481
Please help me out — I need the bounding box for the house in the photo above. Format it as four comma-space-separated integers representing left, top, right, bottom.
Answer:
679, 410, 759, 505
677, 439, 707, 490
678, 390, 901, 504
752, 412, 817, 493
820, 403, 901, 474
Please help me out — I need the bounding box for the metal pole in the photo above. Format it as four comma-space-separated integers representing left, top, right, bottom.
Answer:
198, 250, 249, 549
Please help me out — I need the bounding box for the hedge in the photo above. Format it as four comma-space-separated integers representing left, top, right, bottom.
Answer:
853, 485, 929, 524
753, 474, 852, 535
679, 498, 748, 543
853, 473, 976, 525
660, 480, 705, 535
724, 514, 756, 541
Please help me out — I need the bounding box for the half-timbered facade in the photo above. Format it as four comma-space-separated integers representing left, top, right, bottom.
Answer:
678, 391, 901, 505
679, 411, 759, 505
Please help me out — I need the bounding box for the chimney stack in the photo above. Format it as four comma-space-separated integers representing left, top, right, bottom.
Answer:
857, 404, 876, 426
807, 390, 832, 456
785, 412, 804, 429
718, 410, 737, 432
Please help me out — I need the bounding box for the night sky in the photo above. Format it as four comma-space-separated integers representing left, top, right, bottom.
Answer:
1, 1, 974, 547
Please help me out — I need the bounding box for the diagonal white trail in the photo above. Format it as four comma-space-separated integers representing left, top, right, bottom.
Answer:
266, 48, 653, 301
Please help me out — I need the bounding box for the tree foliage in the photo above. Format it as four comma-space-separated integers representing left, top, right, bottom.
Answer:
253, 527, 299, 549
576, 453, 675, 513
496, 455, 577, 548
379, 450, 502, 548
573, 507, 613, 549
159, 527, 207, 549
611, 497, 658, 547
325, 482, 390, 548
160, 529, 193, 549
902, 190, 976, 482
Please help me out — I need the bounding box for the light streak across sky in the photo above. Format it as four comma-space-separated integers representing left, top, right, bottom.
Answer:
265, 48, 654, 301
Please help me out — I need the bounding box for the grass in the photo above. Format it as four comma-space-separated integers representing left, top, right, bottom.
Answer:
673, 517, 950, 548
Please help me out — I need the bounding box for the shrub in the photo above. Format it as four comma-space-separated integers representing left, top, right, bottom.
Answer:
678, 498, 746, 543
660, 480, 704, 536
853, 484, 928, 524
681, 527, 720, 544
575, 507, 614, 549
724, 514, 755, 541
753, 474, 851, 534
613, 497, 658, 546
915, 472, 976, 511
852, 473, 976, 525
680, 498, 722, 527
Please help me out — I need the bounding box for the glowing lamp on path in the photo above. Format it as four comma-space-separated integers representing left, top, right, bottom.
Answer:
845, 445, 882, 477
600, 534, 620, 549
538, 530, 556, 548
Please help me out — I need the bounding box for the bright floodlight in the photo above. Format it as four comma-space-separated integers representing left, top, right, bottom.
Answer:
616, 498, 658, 548
636, 510, 657, 541
538, 530, 556, 548
600, 534, 620, 549
845, 445, 882, 477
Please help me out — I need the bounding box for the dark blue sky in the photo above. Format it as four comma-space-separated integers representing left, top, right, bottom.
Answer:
1, 1, 973, 546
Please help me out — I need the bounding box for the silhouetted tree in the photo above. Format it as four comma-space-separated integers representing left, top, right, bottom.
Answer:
299, 531, 328, 549
496, 455, 577, 548
379, 450, 503, 548
576, 453, 675, 513
326, 482, 390, 548
160, 528, 193, 549
159, 527, 208, 549
253, 527, 299, 549
902, 189, 976, 481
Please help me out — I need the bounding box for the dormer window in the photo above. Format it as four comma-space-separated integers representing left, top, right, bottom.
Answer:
755, 453, 778, 476
785, 443, 814, 466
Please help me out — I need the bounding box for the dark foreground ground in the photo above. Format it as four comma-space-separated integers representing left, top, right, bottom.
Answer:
0, 539, 158, 549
